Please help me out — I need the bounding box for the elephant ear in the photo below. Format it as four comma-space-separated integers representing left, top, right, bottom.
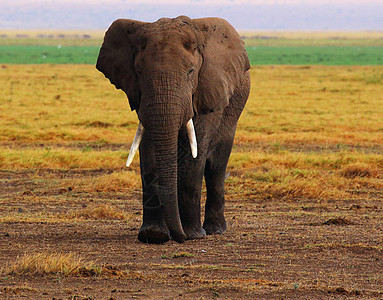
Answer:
192, 18, 250, 114
96, 19, 146, 111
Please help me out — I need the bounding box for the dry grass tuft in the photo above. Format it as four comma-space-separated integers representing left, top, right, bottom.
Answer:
328, 287, 361, 296
2, 286, 36, 294
77, 265, 143, 278
228, 151, 382, 200
68, 203, 129, 220
76, 171, 141, 192
2, 252, 142, 278
2, 252, 96, 276
0, 148, 130, 169
265, 179, 328, 200
171, 252, 195, 258
324, 217, 355, 226
340, 163, 377, 178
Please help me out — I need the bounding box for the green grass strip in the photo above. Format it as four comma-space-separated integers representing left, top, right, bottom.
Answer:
0, 45, 99, 64
246, 46, 383, 65
0, 45, 382, 65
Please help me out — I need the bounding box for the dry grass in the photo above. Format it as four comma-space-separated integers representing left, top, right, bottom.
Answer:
1, 65, 382, 147
2, 252, 97, 276
68, 203, 130, 220
2, 29, 382, 47
239, 66, 383, 147
340, 163, 378, 179
2, 251, 142, 278
241, 31, 383, 46
1, 61, 382, 299
0, 148, 132, 169
0, 65, 382, 201
71, 171, 141, 192
240, 31, 383, 39
0, 64, 137, 144
0, 29, 104, 46
227, 151, 382, 200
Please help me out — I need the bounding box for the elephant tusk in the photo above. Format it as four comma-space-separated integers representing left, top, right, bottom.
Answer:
126, 122, 145, 167
186, 119, 198, 158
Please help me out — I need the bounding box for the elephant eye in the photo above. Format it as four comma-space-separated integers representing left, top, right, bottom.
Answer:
188, 68, 195, 76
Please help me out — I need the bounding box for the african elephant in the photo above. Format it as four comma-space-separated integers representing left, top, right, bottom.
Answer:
96, 16, 250, 244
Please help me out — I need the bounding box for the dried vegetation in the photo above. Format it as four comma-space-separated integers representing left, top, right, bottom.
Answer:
0, 64, 382, 201
2, 252, 96, 276
0, 63, 382, 298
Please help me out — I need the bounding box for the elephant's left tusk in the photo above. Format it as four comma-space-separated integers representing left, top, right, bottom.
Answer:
126, 122, 144, 167
186, 119, 198, 159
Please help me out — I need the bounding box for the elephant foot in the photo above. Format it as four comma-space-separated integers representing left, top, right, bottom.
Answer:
184, 226, 206, 240
203, 219, 227, 235
138, 224, 170, 244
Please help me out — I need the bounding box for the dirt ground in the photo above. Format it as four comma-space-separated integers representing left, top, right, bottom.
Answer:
0, 167, 382, 300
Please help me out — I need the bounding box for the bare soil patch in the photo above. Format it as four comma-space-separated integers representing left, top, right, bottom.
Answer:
1, 169, 382, 299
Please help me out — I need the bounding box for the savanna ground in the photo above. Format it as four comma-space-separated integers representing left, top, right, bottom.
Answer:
0, 32, 383, 299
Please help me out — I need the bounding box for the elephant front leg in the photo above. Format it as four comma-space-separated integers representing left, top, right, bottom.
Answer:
138, 135, 170, 244
138, 173, 170, 244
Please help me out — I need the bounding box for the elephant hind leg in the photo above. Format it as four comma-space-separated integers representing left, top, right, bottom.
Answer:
177, 158, 207, 240
203, 140, 234, 235
178, 180, 207, 240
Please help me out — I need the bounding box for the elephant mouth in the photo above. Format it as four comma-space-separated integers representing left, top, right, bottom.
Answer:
125, 118, 198, 167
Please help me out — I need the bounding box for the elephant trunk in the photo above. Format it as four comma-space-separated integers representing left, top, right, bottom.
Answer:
141, 100, 187, 243
151, 127, 186, 243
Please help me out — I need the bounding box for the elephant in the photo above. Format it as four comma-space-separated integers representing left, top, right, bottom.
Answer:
96, 16, 250, 244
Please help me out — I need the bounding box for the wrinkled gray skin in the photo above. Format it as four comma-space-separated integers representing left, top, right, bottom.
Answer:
96, 16, 250, 244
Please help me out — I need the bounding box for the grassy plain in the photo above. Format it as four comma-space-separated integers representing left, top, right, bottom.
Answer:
1, 64, 382, 298
1, 64, 382, 200
2, 29, 382, 46
241, 30, 383, 47
0, 31, 382, 298
0, 29, 104, 46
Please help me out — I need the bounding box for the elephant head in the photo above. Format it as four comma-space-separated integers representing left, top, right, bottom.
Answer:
96, 16, 249, 243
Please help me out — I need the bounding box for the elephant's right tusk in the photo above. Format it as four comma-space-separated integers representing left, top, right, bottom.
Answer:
126, 122, 144, 167
186, 119, 198, 159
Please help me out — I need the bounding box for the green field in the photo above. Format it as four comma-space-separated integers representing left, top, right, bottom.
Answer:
0, 45, 99, 64
248, 46, 383, 65
1, 30, 383, 65
1, 45, 382, 65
